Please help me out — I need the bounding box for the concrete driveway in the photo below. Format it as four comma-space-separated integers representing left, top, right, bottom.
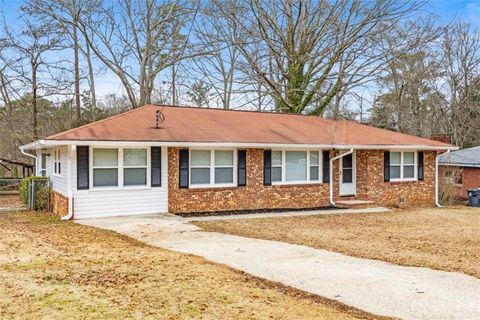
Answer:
78, 214, 480, 320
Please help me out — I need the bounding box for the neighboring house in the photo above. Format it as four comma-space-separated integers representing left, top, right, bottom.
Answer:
439, 146, 480, 199
20, 105, 456, 219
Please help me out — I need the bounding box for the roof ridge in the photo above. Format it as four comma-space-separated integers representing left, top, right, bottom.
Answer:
155, 104, 340, 121
47, 104, 152, 139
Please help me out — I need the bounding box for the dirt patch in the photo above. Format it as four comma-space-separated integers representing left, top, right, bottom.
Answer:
0, 211, 386, 319
195, 206, 480, 278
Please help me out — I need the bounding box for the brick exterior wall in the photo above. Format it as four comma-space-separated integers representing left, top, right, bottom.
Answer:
168, 148, 330, 214
462, 168, 480, 198
51, 190, 68, 216
354, 150, 436, 207
168, 148, 437, 214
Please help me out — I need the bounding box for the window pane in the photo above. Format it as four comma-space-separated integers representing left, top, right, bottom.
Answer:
342, 154, 352, 168
390, 166, 401, 179
272, 167, 282, 182
390, 152, 401, 165
124, 168, 146, 186
404, 152, 415, 165
215, 150, 233, 166
310, 166, 319, 181
124, 149, 147, 166
272, 151, 282, 166
191, 150, 210, 166
93, 149, 118, 166
310, 151, 319, 166
215, 168, 233, 183
41, 154, 47, 169
286, 151, 307, 181
191, 168, 210, 184
342, 168, 353, 183
93, 168, 118, 187
404, 165, 414, 178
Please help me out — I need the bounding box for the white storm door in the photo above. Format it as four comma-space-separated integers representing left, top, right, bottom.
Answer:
339, 152, 356, 196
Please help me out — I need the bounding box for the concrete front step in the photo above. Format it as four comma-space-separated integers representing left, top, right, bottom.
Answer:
336, 199, 378, 209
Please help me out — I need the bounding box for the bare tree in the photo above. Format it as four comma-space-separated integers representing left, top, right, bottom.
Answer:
220, 0, 424, 114
77, 0, 195, 108
433, 23, 480, 148
1, 15, 67, 139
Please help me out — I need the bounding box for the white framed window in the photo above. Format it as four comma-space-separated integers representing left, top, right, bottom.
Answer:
271, 150, 322, 184
189, 149, 236, 187
92, 148, 119, 187
90, 147, 150, 189
53, 149, 61, 175
390, 151, 417, 181
123, 148, 147, 186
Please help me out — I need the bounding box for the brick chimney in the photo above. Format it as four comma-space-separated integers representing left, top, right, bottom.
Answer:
431, 134, 451, 144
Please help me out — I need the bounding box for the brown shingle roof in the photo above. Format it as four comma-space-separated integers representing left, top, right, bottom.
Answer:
47, 105, 453, 148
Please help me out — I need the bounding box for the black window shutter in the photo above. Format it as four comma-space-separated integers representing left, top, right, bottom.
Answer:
322, 150, 330, 183
418, 151, 424, 181
77, 146, 89, 190
263, 150, 272, 186
179, 149, 189, 189
238, 149, 247, 186
151, 147, 162, 187
384, 151, 390, 182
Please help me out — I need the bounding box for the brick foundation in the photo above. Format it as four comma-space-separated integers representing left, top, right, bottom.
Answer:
168, 148, 437, 214
51, 190, 68, 216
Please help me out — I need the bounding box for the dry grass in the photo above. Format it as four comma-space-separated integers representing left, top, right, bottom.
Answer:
195, 207, 480, 278
0, 195, 22, 208
0, 212, 385, 320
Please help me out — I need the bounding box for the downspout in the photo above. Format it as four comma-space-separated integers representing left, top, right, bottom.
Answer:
329, 148, 354, 206
20, 147, 37, 174
435, 149, 451, 208
61, 144, 75, 221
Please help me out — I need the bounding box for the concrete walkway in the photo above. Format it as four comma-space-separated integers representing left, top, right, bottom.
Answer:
78, 214, 480, 320
183, 206, 390, 222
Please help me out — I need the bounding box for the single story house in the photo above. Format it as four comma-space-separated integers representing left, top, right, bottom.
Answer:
20, 105, 456, 220
439, 146, 480, 199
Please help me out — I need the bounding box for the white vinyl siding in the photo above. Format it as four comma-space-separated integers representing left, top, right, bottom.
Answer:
72, 147, 168, 219
34, 147, 68, 197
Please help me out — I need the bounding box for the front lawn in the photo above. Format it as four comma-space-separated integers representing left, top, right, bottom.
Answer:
0, 212, 378, 320
195, 207, 480, 278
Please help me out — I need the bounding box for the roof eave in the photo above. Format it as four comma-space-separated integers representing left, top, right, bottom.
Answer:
21, 139, 458, 151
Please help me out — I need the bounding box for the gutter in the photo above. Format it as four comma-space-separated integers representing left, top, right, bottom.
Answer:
436, 149, 452, 208
61, 145, 75, 220
20, 147, 37, 175
329, 148, 354, 206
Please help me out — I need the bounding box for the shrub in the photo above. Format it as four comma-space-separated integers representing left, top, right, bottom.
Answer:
20, 176, 51, 210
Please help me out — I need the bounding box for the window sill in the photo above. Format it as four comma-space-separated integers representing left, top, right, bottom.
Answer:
83, 186, 152, 192
189, 183, 237, 189
272, 181, 323, 187
389, 179, 418, 184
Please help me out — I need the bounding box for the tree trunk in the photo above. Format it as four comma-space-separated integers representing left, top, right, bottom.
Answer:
73, 22, 81, 125
85, 36, 97, 121
31, 60, 38, 140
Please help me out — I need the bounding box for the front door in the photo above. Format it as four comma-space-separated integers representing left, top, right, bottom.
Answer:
339, 152, 356, 196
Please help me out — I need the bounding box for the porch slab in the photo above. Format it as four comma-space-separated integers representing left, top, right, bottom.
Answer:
182, 207, 390, 222
336, 200, 376, 205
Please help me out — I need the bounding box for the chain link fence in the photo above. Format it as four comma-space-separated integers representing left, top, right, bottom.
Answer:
0, 178, 22, 194
19, 177, 52, 211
